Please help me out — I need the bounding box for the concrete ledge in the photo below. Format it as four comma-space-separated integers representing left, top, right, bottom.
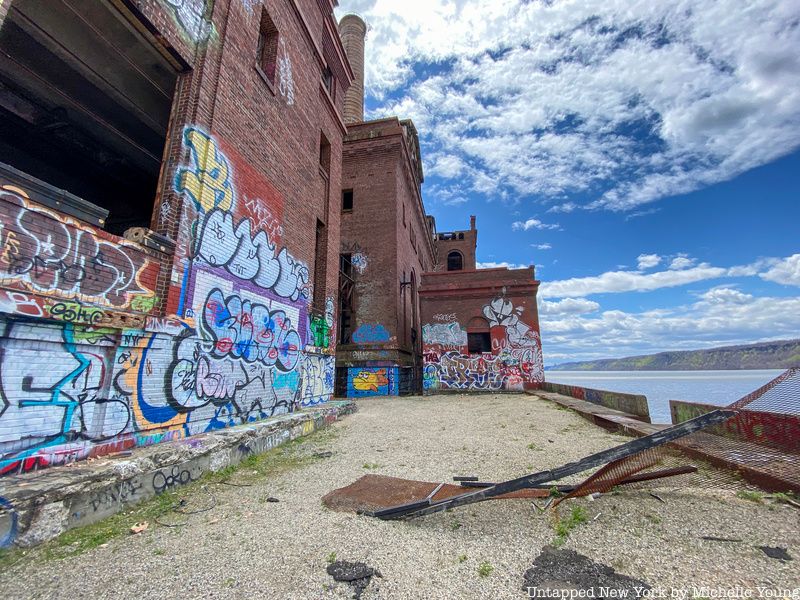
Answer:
538, 382, 650, 422
0, 400, 357, 548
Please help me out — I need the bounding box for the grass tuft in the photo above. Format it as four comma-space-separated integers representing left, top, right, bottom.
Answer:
552, 505, 589, 547
477, 561, 494, 578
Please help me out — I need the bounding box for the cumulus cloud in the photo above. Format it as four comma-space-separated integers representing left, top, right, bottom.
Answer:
760, 254, 800, 286
539, 298, 600, 315
540, 292, 800, 362
533, 243, 552, 250
637, 254, 662, 270
512, 218, 561, 231
669, 254, 697, 270
337, 0, 800, 212
476, 261, 531, 270
540, 263, 727, 298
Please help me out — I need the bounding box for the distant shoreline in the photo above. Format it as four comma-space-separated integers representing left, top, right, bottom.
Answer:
548, 339, 800, 372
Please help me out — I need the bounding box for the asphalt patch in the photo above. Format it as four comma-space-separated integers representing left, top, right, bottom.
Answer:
758, 546, 792, 561
523, 546, 650, 597
326, 560, 382, 599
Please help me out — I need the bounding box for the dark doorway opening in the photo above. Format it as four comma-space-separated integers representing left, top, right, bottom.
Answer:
0, 0, 180, 235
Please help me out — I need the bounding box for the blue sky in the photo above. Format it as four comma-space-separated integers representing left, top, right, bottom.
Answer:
335, 0, 800, 365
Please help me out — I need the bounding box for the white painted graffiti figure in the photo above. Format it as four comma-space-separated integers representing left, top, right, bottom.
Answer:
278, 39, 295, 106
196, 209, 309, 301
163, 0, 213, 43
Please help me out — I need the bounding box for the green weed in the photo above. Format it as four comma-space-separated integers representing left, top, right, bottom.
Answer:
552, 505, 589, 547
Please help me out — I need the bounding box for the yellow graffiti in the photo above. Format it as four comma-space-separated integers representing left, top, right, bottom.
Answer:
175, 127, 233, 213
352, 369, 389, 392
0, 230, 19, 265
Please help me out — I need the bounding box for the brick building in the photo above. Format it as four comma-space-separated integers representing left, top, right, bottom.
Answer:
420, 268, 544, 393
334, 14, 544, 398
0, 0, 352, 475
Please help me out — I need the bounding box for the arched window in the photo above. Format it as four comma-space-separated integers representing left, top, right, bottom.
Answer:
447, 251, 463, 271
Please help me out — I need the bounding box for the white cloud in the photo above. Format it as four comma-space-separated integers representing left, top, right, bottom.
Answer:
476, 261, 531, 270
338, 0, 800, 211
512, 218, 561, 231
698, 286, 753, 304
540, 291, 800, 362
533, 243, 552, 250
541, 263, 727, 298
540, 254, 800, 299
539, 298, 600, 316
637, 254, 662, 270
760, 253, 800, 286
669, 255, 696, 270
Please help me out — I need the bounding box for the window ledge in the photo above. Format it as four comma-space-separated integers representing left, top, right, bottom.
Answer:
255, 64, 277, 96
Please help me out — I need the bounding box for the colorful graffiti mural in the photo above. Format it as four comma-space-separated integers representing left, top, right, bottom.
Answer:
0, 125, 335, 476
346, 367, 396, 397
0, 187, 159, 310
422, 296, 544, 393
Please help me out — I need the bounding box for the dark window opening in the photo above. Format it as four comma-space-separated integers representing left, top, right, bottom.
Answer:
257, 8, 279, 85
319, 132, 331, 175
0, 0, 179, 236
342, 189, 353, 212
312, 219, 327, 310
338, 253, 354, 344
467, 332, 491, 354
447, 251, 463, 271
322, 65, 334, 98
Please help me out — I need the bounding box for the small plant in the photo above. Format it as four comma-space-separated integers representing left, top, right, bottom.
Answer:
458, 554, 468, 563
645, 513, 661, 525
552, 505, 589, 547
548, 486, 564, 498
362, 462, 381, 470
326, 551, 337, 564
450, 520, 462, 531
527, 442, 540, 451
152, 548, 165, 556
477, 561, 494, 578
736, 490, 764, 503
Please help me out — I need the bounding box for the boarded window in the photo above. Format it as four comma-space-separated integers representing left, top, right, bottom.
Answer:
257, 9, 279, 85
467, 332, 491, 354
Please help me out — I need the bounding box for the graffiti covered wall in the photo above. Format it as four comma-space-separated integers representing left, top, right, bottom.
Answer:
422, 295, 544, 393
0, 127, 335, 476
346, 367, 397, 397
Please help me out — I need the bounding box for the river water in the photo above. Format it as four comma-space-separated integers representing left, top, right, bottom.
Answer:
544, 369, 785, 424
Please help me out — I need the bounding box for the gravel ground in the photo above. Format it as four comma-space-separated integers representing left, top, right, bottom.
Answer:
1, 393, 797, 599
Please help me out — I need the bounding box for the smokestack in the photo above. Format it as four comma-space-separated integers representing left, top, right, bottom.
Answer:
338, 14, 367, 124
470, 215, 476, 231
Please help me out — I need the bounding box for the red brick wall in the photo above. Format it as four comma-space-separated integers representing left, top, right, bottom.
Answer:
419, 268, 544, 393
434, 226, 477, 271
338, 118, 435, 370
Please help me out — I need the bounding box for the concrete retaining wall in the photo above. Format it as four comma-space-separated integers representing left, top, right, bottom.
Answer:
540, 382, 651, 422
670, 399, 800, 453
0, 400, 355, 548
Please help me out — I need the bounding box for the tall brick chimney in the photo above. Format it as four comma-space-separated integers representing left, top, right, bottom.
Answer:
470, 215, 476, 231
338, 14, 367, 123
